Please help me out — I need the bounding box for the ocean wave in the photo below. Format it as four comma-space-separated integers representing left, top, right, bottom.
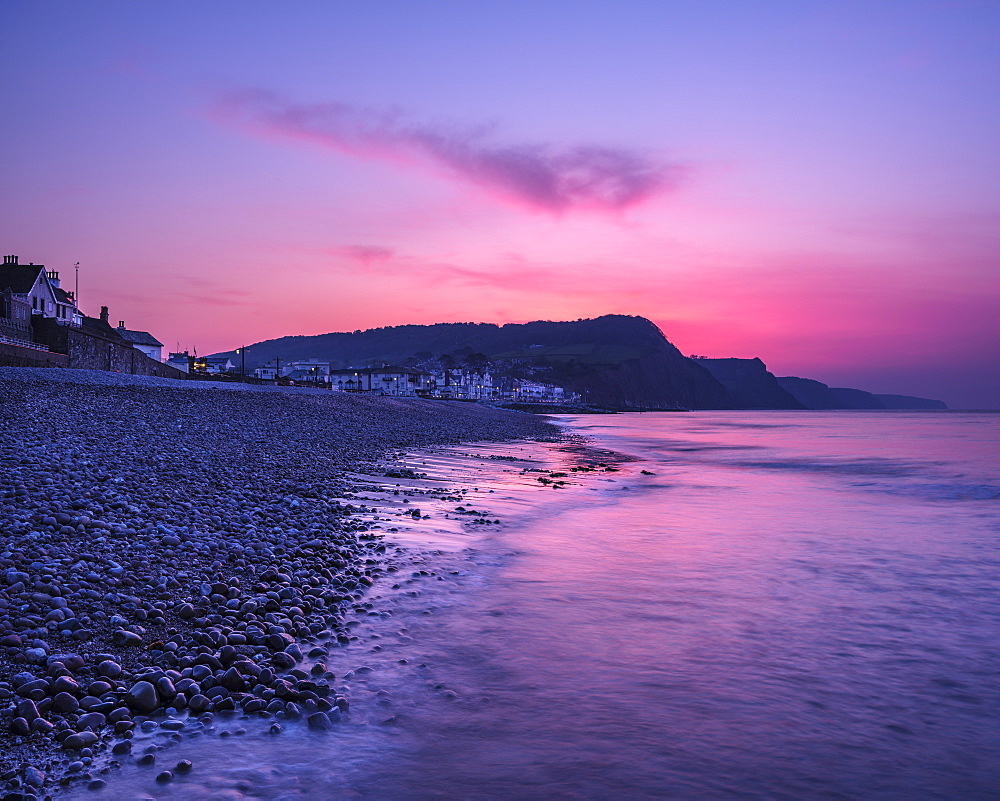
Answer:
853, 482, 1000, 502
735, 457, 929, 477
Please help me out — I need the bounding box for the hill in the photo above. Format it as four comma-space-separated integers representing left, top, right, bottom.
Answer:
219, 315, 733, 409
215, 316, 947, 411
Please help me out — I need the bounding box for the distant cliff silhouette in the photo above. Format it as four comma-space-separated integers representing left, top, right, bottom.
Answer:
219, 316, 946, 411
778, 376, 947, 410
223, 315, 731, 409
694, 358, 803, 409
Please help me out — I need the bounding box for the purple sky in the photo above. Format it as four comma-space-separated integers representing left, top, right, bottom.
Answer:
2, 1, 998, 407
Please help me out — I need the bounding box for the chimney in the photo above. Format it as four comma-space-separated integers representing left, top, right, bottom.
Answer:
46, 270, 60, 287
3, 255, 18, 265
100, 306, 109, 324
118, 321, 125, 329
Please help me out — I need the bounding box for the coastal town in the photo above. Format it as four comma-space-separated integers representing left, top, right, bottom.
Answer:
0, 255, 579, 405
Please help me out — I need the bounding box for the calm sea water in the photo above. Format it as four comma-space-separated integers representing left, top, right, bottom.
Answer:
89, 412, 1000, 800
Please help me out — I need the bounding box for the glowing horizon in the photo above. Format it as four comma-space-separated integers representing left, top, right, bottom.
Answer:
1, 1, 997, 407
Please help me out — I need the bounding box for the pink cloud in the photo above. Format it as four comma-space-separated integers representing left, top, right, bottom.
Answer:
318, 246, 610, 294
327, 245, 396, 267
213, 89, 681, 213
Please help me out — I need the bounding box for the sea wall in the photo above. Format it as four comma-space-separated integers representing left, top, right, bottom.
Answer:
0, 342, 69, 369
31, 318, 186, 379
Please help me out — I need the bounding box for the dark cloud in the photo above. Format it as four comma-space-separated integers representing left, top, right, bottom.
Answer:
214, 89, 682, 213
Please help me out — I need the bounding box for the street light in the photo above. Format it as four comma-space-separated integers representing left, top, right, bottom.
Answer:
235, 346, 247, 380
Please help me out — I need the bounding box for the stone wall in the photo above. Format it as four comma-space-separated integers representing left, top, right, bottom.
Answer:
0, 342, 69, 369
64, 328, 186, 378
30, 317, 187, 379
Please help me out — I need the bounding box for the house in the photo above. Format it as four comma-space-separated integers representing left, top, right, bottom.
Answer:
432, 367, 496, 400
193, 355, 234, 374
0, 255, 183, 376
282, 359, 331, 385
0, 286, 34, 349
329, 366, 433, 396
0, 255, 81, 328
511, 380, 576, 403
251, 358, 330, 382
166, 351, 192, 373
115, 321, 163, 362
286, 358, 331, 376
286, 368, 330, 386
36, 305, 164, 373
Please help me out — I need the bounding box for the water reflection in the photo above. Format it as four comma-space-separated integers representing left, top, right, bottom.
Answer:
79, 413, 1000, 800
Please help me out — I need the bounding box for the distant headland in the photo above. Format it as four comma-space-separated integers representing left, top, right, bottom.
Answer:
0, 255, 946, 410
210, 315, 948, 411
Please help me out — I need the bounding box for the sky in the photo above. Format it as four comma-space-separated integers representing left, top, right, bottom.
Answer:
1, 1, 998, 408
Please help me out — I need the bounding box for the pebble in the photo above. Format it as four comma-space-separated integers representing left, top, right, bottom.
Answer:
307, 711, 333, 730
63, 731, 99, 750
126, 681, 159, 713
22, 767, 44, 788
0, 368, 554, 795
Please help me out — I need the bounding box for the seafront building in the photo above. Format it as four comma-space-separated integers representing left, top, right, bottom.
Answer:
0, 255, 81, 330
114, 321, 163, 362
1, 252, 578, 400
0, 254, 179, 378
328, 366, 433, 396
166, 351, 191, 373
0, 255, 81, 354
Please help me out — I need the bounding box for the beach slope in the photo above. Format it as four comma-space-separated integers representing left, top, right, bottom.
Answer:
0, 368, 556, 795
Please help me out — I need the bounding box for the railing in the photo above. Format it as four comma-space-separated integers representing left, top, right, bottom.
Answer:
0, 334, 51, 352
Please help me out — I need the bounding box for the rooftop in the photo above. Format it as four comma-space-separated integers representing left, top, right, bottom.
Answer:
0, 263, 45, 295
116, 327, 163, 348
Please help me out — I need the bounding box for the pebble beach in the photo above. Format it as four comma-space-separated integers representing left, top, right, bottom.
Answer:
0, 368, 557, 799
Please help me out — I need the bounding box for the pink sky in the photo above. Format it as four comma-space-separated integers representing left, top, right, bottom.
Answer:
1, 1, 998, 406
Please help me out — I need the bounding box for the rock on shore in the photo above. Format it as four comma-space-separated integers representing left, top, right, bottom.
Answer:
0, 368, 556, 797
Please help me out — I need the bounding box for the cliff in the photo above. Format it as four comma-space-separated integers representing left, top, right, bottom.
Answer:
215, 316, 947, 412
778, 377, 947, 410
874, 394, 948, 410
220, 315, 732, 410
694, 358, 804, 409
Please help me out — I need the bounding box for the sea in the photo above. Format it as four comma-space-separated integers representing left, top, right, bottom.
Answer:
82, 411, 1000, 800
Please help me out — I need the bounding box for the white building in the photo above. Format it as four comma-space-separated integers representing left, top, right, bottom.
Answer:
0, 255, 81, 327
194, 355, 235, 374
512, 381, 571, 403
285, 358, 331, 375
166, 351, 191, 373
115, 321, 163, 361
433, 368, 495, 400
330, 366, 433, 396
